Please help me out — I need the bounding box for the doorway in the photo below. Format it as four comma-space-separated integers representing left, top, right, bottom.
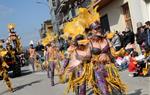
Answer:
122, 3, 133, 30
100, 14, 110, 34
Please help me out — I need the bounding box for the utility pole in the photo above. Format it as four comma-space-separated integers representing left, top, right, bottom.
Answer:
47, 0, 59, 34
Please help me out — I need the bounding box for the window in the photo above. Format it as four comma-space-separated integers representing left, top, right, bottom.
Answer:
52, 0, 56, 6
100, 14, 110, 34
122, 3, 133, 30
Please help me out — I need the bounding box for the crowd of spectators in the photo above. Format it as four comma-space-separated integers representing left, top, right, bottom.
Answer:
109, 21, 150, 77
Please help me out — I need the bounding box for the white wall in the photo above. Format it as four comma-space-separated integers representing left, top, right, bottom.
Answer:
127, 0, 149, 33
100, 0, 126, 32
99, 0, 150, 52
99, 0, 150, 33
147, 2, 150, 21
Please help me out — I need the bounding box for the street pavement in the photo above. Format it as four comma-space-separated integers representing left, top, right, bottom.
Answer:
0, 66, 149, 95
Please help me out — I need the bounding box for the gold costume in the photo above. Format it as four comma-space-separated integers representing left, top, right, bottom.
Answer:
105, 63, 127, 94
0, 49, 13, 92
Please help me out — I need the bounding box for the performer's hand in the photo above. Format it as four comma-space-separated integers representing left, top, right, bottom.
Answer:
5, 65, 9, 69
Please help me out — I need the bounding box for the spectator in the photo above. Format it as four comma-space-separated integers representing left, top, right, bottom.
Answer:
128, 51, 138, 77
136, 26, 148, 50
123, 28, 135, 47
35, 41, 44, 57
145, 21, 150, 47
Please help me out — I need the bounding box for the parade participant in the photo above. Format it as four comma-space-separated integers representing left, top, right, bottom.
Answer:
107, 31, 122, 51
28, 44, 36, 72
42, 46, 49, 71
65, 35, 92, 95
59, 39, 76, 83
107, 32, 126, 58
101, 53, 127, 94
88, 23, 110, 95
0, 40, 14, 92
61, 7, 97, 95
89, 22, 126, 94
47, 41, 61, 86
62, 7, 127, 95
35, 41, 44, 57
7, 23, 23, 54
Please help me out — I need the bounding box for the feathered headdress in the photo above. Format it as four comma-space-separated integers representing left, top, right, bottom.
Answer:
106, 32, 116, 39
63, 7, 100, 40
77, 39, 90, 45
41, 32, 57, 46
8, 23, 16, 30
0, 50, 7, 57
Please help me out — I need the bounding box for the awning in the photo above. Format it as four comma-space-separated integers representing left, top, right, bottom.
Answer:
94, 0, 114, 10
56, 0, 80, 14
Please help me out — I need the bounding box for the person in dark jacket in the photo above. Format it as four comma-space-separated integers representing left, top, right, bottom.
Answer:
136, 26, 148, 51
145, 21, 150, 48
35, 42, 44, 57
123, 28, 135, 47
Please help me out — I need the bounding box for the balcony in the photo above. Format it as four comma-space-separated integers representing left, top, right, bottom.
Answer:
93, 0, 113, 10
56, 0, 83, 14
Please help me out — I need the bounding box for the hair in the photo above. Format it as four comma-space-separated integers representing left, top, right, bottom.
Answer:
98, 53, 111, 64
89, 22, 100, 30
137, 26, 145, 34
131, 51, 138, 57
85, 28, 91, 34
75, 34, 85, 41
0, 40, 5, 43
44, 46, 47, 51
74, 34, 85, 47
144, 46, 150, 52
145, 21, 150, 26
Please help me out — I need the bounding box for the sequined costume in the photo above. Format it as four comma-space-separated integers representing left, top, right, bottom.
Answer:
0, 48, 13, 92
60, 6, 127, 95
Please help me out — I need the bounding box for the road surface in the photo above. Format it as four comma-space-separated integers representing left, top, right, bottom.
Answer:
0, 66, 149, 95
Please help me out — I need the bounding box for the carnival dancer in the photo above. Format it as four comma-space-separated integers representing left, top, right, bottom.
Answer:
42, 46, 49, 71
88, 22, 126, 95
65, 35, 91, 95
28, 44, 36, 72
62, 6, 127, 95
0, 40, 14, 92
88, 24, 110, 95
99, 53, 127, 95
7, 23, 23, 54
47, 41, 62, 86
59, 39, 76, 83
106, 32, 126, 58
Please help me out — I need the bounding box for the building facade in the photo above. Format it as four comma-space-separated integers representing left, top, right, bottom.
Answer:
55, 0, 92, 32
48, 0, 60, 34
39, 20, 53, 39
97, 0, 150, 33
48, 0, 150, 34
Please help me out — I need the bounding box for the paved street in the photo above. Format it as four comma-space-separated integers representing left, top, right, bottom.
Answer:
0, 66, 149, 95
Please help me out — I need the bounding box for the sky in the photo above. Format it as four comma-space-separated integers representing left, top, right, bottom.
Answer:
0, 0, 50, 47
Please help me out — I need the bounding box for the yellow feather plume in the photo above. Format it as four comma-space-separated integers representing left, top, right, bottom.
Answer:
107, 32, 116, 39
8, 23, 16, 29
63, 7, 100, 40
41, 32, 55, 46
0, 50, 7, 57
77, 39, 90, 45
110, 47, 126, 58
89, 6, 100, 25
63, 18, 85, 40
